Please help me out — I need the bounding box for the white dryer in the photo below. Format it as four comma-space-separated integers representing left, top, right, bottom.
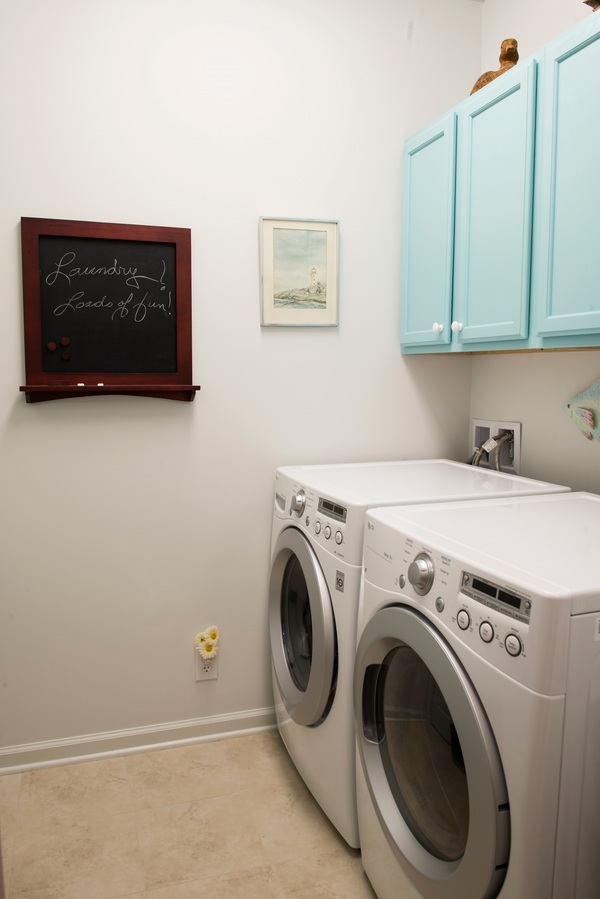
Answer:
355, 492, 600, 899
268, 460, 568, 848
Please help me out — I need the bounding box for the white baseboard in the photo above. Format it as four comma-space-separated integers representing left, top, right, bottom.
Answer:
0, 707, 277, 774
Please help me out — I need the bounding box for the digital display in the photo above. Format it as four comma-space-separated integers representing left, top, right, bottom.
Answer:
472, 577, 497, 599
318, 498, 347, 523
471, 576, 522, 610
498, 589, 521, 610
462, 571, 530, 623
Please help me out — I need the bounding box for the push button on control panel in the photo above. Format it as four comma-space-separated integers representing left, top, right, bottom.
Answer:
457, 609, 471, 630
335, 530, 343, 545
505, 633, 523, 657
479, 621, 495, 643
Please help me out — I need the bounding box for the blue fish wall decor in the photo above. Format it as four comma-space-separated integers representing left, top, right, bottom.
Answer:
564, 380, 600, 441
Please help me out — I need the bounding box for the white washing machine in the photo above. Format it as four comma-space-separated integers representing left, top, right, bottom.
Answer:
268, 460, 568, 848
355, 491, 600, 899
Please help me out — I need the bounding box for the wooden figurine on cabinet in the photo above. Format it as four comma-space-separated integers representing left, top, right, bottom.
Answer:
471, 39, 519, 94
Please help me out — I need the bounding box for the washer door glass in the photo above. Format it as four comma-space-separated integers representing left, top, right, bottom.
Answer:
280, 552, 313, 692
380, 643, 469, 862
269, 527, 337, 726
355, 605, 510, 899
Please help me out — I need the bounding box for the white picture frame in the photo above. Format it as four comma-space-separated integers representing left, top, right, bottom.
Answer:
259, 217, 339, 327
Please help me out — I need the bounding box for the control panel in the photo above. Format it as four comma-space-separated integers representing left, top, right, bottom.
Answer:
274, 473, 365, 565
361, 517, 573, 695
313, 495, 346, 549
318, 497, 347, 523
454, 604, 524, 657
460, 571, 532, 625
402, 550, 530, 662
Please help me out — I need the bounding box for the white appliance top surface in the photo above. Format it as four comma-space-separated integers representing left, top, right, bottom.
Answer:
369, 492, 600, 600
277, 459, 568, 505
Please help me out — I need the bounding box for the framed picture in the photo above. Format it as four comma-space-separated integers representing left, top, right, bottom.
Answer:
259, 217, 339, 326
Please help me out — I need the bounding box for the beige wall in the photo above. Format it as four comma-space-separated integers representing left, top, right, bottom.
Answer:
0, 0, 481, 766
481, 0, 588, 62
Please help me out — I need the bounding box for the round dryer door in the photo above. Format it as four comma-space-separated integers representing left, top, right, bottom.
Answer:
355, 605, 510, 899
269, 527, 337, 726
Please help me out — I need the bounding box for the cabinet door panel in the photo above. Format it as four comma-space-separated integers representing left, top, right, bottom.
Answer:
535, 19, 600, 336
400, 114, 455, 348
453, 61, 536, 344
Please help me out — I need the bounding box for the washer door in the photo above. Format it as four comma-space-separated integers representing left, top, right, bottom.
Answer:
269, 527, 337, 726
355, 605, 510, 899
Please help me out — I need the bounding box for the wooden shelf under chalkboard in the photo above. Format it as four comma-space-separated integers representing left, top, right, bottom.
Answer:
20, 385, 200, 403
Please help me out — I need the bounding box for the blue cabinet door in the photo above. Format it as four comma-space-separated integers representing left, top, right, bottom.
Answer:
452, 60, 536, 346
400, 114, 455, 348
534, 16, 600, 338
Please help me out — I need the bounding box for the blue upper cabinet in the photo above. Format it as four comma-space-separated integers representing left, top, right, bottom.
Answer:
453, 60, 536, 346
401, 61, 536, 353
533, 16, 600, 343
400, 114, 456, 348
401, 12, 600, 355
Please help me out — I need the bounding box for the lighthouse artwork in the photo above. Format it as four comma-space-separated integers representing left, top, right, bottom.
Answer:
272, 227, 327, 309
309, 266, 320, 295
259, 217, 339, 326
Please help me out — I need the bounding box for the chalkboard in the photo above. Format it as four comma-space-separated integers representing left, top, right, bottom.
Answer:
20, 218, 199, 402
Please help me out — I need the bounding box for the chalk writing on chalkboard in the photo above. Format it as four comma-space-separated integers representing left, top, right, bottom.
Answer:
20, 218, 198, 403
39, 236, 177, 373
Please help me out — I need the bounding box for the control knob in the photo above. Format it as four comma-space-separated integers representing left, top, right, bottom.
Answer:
290, 490, 306, 517
407, 552, 435, 595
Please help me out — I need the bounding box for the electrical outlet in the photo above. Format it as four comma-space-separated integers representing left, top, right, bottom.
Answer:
195, 652, 218, 681
471, 419, 521, 475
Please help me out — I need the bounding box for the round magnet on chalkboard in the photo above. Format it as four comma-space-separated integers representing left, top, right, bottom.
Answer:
61, 352, 71, 362
60, 337, 71, 347
46, 341, 57, 352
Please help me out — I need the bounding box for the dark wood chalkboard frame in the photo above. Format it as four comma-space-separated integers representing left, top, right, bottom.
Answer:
20, 217, 200, 403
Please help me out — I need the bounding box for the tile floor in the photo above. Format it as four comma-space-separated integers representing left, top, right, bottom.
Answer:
0, 729, 376, 898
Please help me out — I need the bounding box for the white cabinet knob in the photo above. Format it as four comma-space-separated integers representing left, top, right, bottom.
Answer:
432, 322, 444, 334
451, 321, 463, 333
